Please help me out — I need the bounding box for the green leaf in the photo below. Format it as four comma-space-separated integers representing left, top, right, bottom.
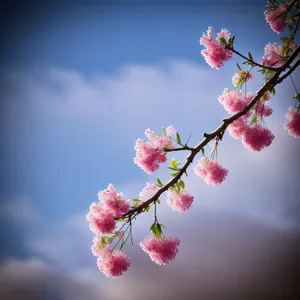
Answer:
167, 166, 178, 171
144, 206, 150, 212
156, 178, 163, 187
293, 93, 300, 102
219, 37, 227, 45
174, 160, 181, 165
248, 52, 253, 61
201, 148, 205, 156
170, 172, 178, 177
231, 34, 235, 47
249, 113, 258, 126
171, 159, 177, 169
270, 87, 276, 95
161, 126, 166, 135
236, 77, 244, 87
179, 180, 185, 189
176, 132, 182, 145
237, 63, 242, 71
157, 199, 161, 204
132, 198, 141, 203
150, 223, 163, 238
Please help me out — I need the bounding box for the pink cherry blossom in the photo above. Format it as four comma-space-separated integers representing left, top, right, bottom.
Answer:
139, 182, 160, 202
140, 236, 180, 265
86, 203, 116, 235
218, 90, 248, 114
97, 246, 131, 277
242, 124, 274, 151
261, 43, 296, 68
166, 125, 176, 137
134, 139, 168, 174
194, 157, 228, 185
145, 128, 175, 149
255, 102, 273, 117
98, 184, 130, 218
232, 70, 255, 86
134, 127, 175, 173
200, 27, 233, 69
92, 236, 106, 257
264, 4, 288, 33
284, 107, 300, 138
227, 117, 249, 139
167, 190, 194, 212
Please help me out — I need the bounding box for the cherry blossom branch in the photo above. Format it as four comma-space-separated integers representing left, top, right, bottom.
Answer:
119, 45, 300, 221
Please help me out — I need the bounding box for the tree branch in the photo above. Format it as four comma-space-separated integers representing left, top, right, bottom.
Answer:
118, 45, 300, 221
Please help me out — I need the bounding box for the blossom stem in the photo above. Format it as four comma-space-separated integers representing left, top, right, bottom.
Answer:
227, 46, 279, 71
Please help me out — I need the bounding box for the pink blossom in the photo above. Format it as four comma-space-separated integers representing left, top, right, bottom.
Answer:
200, 27, 233, 69
261, 43, 292, 68
255, 102, 273, 117
86, 203, 116, 235
98, 184, 130, 218
218, 90, 248, 114
145, 128, 175, 149
166, 125, 176, 137
140, 236, 180, 265
134, 127, 175, 173
242, 125, 274, 151
139, 182, 159, 202
97, 247, 131, 277
284, 107, 300, 138
167, 190, 194, 212
232, 70, 255, 86
264, 4, 288, 33
194, 157, 228, 185
92, 236, 106, 257
227, 117, 249, 139
134, 139, 167, 174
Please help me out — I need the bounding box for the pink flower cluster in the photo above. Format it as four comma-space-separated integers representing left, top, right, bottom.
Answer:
218, 90, 254, 115
261, 42, 295, 68
264, 4, 288, 33
229, 119, 275, 151
255, 101, 273, 117
261, 43, 285, 67
140, 236, 180, 265
167, 190, 194, 212
199, 27, 233, 69
284, 107, 300, 138
134, 126, 176, 174
242, 125, 274, 151
95, 245, 131, 277
227, 117, 249, 139
139, 182, 159, 202
232, 70, 255, 86
86, 203, 116, 234
220, 84, 275, 151
194, 157, 228, 185
87, 185, 130, 235
98, 184, 130, 218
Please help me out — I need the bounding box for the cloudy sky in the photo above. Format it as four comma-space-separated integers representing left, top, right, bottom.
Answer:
0, 0, 299, 299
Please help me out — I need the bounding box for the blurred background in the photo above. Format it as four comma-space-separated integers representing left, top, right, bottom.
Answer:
0, 0, 299, 299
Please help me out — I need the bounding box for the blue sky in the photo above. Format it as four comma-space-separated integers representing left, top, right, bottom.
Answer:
0, 0, 300, 299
